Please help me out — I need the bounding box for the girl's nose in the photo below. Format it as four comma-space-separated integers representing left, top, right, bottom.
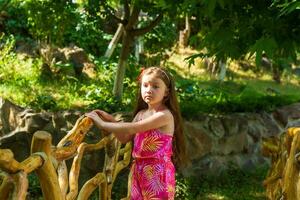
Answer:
146, 87, 152, 93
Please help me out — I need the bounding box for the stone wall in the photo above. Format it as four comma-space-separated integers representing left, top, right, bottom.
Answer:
183, 103, 300, 176
1, 97, 300, 178
0, 98, 105, 183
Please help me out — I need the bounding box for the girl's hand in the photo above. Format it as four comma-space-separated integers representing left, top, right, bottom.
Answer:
85, 111, 105, 128
93, 109, 116, 122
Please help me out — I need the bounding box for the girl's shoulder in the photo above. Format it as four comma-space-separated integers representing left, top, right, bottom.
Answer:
161, 109, 174, 122
154, 108, 174, 123
137, 109, 147, 116
133, 109, 147, 122
158, 107, 173, 117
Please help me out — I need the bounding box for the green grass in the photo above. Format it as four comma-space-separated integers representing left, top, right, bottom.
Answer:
1, 36, 300, 116
25, 166, 268, 200
0, 43, 137, 113
176, 166, 268, 200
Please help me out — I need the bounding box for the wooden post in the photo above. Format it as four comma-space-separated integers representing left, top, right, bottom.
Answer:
19, 153, 44, 174
31, 131, 63, 200
0, 149, 21, 173
77, 173, 106, 200
57, 161, 69, 197
55, 117, 93, 161
0, 149, 43, 174
12, 171, 28, 200
282, 128, 300, 199
0, 114, 132, 200
66, 143, 87, 200
0, 171, 14, 199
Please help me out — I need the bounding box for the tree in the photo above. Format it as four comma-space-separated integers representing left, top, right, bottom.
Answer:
99, 1, 162, 100
97, 0, 185, 100
21, 0, 76, 45
184, 0, 300, 83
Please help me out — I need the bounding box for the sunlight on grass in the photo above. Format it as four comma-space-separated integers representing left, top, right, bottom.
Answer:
204, 193, 228, 200
249, 191, 266, 198
241, 79, 300, 98
167, 49, 210, 80
1, 41, 300, 116
0, 84, 35, 107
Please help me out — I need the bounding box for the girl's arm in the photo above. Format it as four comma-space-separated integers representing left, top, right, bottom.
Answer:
86, 110, 136, 143
85, 110, 172, 139
111, 113, 140, 143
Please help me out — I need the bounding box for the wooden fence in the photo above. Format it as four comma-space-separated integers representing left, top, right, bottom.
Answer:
262, 127, 300, 200
0, 116, 132, 200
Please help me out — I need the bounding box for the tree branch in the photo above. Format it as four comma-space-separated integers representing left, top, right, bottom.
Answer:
125, 5, 141, 29
131, 13, 164, 36
124, 0, 130, 21
103, 4, 126, 25
111, 14, 126, 25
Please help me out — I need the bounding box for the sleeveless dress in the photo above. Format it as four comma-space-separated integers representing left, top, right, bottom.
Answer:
129, 129, 175, 200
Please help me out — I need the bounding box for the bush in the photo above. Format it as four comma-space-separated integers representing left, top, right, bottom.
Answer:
177, 79, 300, 118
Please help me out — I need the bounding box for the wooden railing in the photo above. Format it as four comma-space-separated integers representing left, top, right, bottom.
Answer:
0, 116, 132, 200
262, 127, 300, 200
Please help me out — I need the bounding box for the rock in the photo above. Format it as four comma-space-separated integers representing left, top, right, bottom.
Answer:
208, 118, 225, 138
39, 45, 96, 78
184, 121, 213, 160
0, 98, 23, 136
183, 103, 300, 177
273, 103, 300, 127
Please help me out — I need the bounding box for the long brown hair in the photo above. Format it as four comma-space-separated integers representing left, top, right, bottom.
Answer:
133, 66, 187, 169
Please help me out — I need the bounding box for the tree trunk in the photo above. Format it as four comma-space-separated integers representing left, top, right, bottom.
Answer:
179, 14, 190, 48
104, 24, 124, 59
218, 60, 227, 81
113, 32, 134, 100
134, 36, 144, 63
110, 3, 162, 100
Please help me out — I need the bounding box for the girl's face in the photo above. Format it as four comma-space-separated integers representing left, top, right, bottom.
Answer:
141, 74, 169, 107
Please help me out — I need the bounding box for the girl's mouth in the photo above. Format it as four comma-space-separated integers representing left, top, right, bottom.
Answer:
144, 96, 152, 100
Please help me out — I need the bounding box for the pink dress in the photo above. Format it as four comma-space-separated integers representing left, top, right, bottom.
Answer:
130, 129, 175, 200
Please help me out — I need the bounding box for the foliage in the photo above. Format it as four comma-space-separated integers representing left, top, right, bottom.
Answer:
184, 0, 300, 73
0, 36, 139, 112
0, 34, 42, 107
1, 0, 300, 115
84, 58, 138, 113
142, 16, 177, 54
2, 0, 29, 36
27, 173, 43, 199
62, 9, 111, 56
3, 1, 111, 56
20, 0, 76, 45
29, 94, 57, 111
1, 34, 300, 115
176, 78, 300, 118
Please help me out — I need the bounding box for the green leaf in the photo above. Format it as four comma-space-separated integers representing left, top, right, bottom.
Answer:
249, 37, 278, 66
203, 0, 217, 16
279, 1, 300, 16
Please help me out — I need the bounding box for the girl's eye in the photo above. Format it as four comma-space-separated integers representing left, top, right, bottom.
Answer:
153, 85, 159, 89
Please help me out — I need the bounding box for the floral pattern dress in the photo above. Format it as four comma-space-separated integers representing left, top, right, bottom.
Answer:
130, 129, 175, 200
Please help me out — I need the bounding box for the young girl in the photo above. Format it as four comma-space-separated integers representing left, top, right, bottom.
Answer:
86, 66, 187, 200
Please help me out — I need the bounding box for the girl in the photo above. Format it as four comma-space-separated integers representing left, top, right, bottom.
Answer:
86, 66, 187, 200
